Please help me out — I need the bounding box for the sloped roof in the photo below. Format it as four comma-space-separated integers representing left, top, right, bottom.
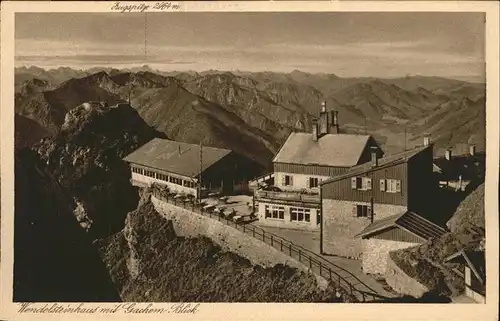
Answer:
357, 211, 447, 241
273, 132, 372, 167
433, 152, 486, 179
123, 138, 232, 177
321, 145, 431, 186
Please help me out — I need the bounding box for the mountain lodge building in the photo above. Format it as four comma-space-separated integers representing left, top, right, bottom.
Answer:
253, 102, 382, 230
319, 136, 440, 260
123, 138, 255, 198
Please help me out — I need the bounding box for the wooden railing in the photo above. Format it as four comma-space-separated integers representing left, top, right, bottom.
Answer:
151, 188, 390, 303
254, 190, 320, 203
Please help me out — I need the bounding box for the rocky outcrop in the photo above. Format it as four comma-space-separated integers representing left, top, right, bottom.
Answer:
32, 102, 165, 238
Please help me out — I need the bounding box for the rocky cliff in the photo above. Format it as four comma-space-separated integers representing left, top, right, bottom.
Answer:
97, 196, 343, 302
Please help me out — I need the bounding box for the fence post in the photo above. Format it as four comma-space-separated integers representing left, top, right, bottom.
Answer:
280, 239, 283, 251
262, 230, 265, 242
319, 262, 322, 275
338, 274, 341, 286
253, 226, 255, 237
349, 284, 353, 296
309, 257, 312, 269
299, 250, 301, 262
329, 269, 332, 281
271, 235, 273, 246
289, 244, 292, 256
243, 224, 246, 233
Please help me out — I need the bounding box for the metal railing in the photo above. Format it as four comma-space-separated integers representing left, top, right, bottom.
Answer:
254, 190, 320, 203
150, 188, 390, 302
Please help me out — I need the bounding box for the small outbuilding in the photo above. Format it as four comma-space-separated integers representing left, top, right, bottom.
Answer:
445, 248, 486, 303
357, 211, 447, 275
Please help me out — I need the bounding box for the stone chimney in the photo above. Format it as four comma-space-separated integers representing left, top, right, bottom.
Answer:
445, 149, 452, 161
371, 146, 378, 167
330, 110, 339, 134
319, 101, 329, 137
423, 134, 431, 147
178, 145, 181, 155
312, 119, 319, 141
469, 144, 476, 156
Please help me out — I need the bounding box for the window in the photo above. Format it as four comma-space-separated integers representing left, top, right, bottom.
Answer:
183, 180, 196, 188
290, 207, 311, 222
309, 177, 319, 188
317, 210, 321, 225
381, 179, 401, 193
282, 175, 293, 186
351, 177, 371, 190
353, 204, 372, 218
265, 205, 285, 220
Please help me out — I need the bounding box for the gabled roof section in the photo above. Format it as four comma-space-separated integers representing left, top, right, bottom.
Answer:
321, 144, 431, 186
445, 249, 485, 284
272, 132, 372, 167
357, 211, 447, 241
123, 138, 232, 178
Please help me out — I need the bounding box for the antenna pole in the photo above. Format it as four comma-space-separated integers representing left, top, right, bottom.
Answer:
198, 141, 203, 203
404, 127, 407, 151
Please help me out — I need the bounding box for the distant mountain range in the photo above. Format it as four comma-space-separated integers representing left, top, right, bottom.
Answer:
15, 66, 486, 168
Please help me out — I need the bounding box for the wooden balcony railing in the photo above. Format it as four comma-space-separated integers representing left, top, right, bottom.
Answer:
254, 190, 320, 203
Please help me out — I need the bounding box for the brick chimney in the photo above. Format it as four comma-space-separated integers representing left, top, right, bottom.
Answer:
445, 149, 452, 161
371, 146, 378, 167
312, 119, 319, 141
469, 144, 476, 156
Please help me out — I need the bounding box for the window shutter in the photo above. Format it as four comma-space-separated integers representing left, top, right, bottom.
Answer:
396, 180, 401, 192
290, 175, 294, 186
380, 179, 386, 191
306, 178, 311, 188
366, 178, 372, 190
351, 177, 357, 189
367, 206, 372, 218
352, 205, 358, 217
282, 175, 286, 186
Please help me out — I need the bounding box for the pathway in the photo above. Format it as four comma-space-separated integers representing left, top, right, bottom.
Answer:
255, 224, 398, 299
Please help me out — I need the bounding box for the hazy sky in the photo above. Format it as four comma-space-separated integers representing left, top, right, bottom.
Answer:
15, 12, 485, 79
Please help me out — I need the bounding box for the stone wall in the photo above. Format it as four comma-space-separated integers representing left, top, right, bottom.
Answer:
362, 238, 419, 275
151, 196, 328, 290
322, 199, 406, 258
385, 253, 429, 297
